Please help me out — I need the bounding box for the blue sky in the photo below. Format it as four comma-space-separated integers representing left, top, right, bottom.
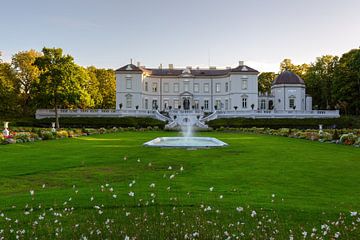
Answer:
1, 0, 359, 72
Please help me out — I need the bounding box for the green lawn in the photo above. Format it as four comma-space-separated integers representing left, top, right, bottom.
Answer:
0, 131, 359, 239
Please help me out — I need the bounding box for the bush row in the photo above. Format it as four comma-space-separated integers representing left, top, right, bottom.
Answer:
10, 117, 166, 129
0, 126, 162, 144
207, 116, 360, 129
214, 127, 360, 147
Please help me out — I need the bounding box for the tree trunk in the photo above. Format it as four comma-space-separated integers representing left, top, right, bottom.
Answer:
55, 104, 59, 129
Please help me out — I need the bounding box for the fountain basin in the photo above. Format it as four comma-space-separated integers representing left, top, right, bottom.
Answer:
143, 137, 228, 148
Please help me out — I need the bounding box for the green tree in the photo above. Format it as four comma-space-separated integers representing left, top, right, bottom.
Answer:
0, 58, 20, 116
280, 59, 309, 79
33, 47, 91, 128
11, 49, 41, 115
87, 67, 115, 108
303, 55, 338, 110
333, 48, 360, 115
258, 72, 276, 94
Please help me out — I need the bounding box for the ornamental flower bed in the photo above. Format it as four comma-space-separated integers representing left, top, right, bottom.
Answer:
0, 126, 161, 145
216, 127, 360, 147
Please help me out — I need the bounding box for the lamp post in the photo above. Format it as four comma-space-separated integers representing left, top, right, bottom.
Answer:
3, 122, 9, 137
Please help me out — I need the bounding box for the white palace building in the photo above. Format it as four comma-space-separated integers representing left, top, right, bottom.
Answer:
36, 61, 340, 128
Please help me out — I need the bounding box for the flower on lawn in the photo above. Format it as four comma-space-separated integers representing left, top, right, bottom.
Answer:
350, 211, 358, 217
30, 190, 34, 196
209, 187, 214, 192
251, 210, 256, 217
236, 207, 244, 212
128, 191, 135, 197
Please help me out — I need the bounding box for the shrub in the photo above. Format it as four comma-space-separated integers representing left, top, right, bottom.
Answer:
56, 130, 69, 138
16, 117, 166, 129
40, 131, 55, 140
208, 116, 360, 129
340, 133, 358, 145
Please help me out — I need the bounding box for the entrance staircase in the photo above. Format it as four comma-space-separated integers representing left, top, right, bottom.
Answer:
157, 110, 209, 129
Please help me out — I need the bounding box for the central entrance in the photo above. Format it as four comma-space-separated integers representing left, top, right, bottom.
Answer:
183, 97, 191, 110
180, 91, 193, 110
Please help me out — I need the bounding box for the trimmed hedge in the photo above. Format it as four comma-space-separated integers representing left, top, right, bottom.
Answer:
11, 117, 166, 129
207, 116, 360, 129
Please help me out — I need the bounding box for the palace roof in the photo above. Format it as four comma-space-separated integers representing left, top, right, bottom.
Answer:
115, 63, 259, 76
272, 71, 305, 85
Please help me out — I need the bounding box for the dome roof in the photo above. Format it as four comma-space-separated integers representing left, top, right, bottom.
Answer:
272, 71, 305, 85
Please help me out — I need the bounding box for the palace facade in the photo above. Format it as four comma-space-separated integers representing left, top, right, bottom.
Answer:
115, 61, 312, 112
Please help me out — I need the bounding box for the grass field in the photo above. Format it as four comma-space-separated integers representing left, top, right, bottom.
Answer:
0, 131, 360, 239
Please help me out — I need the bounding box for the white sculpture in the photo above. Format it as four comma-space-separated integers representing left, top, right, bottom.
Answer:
3, 122, 9, 137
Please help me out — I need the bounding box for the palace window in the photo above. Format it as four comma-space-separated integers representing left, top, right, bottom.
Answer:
174, 83, 179, 93
163, 83, 169, 92
126, 95, 132, 108
204, 83, 209, 93
152, 99, 158, 109
242, 98, 247, 108
242, 80, 248, 90
145, 82, 148, 91
260, 99, 266, 110
152, 83, 157, 92
194, 100, 199, 109
126, 78, 132, 89
225, 99, 229, 110
144, 99, 148, 109
204, 100, 209, 110
193, 83, 199, 93
184, 82, 189, 92
216, 83, 221, 93
174, 99, 179, 108
289, 97, 295, 109
215, 100, 221, 109
225, 82, 229, 92
163, 100, 169, 109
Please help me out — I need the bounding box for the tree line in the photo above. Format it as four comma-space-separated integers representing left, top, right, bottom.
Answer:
258, 48, 360, 115
0, 48, 115, 121
1, 47, 360, 120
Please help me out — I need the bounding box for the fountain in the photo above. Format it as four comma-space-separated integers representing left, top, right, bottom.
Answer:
143, 115, 228, 148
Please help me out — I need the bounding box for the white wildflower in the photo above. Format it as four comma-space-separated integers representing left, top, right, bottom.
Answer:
30, 190, 34, 196
149, 183, 155, 188
128, 191, 135, 197
350, 211, 358, 217
236, 207, 244, 212
251, 210, 256, 217
209, 187, 214, 192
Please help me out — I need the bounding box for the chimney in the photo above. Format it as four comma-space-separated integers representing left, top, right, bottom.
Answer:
239, 61, 244, 66
159, 63, 162, 69
169, 64, 174, 70
137, 62, 140, 67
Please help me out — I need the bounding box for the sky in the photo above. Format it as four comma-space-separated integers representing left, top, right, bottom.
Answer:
1, 0, 360, 72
